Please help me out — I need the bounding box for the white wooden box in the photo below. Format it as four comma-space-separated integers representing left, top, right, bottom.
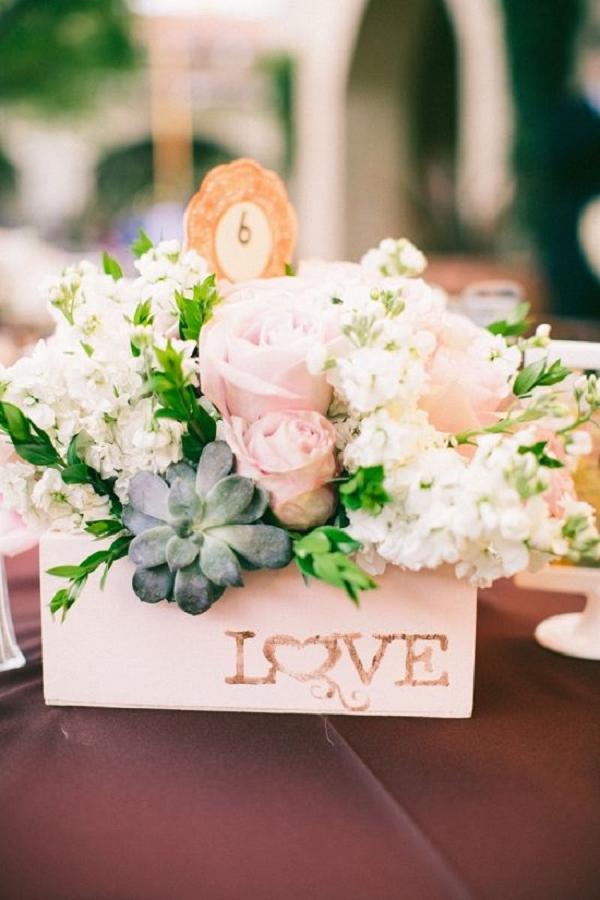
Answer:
40, 533, 477, 717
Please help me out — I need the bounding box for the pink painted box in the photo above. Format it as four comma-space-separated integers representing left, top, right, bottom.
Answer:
40, 533, 477, 717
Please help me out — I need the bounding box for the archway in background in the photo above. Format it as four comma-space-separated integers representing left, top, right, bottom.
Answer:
344, 0, 512, 258
345, 0, 457, 257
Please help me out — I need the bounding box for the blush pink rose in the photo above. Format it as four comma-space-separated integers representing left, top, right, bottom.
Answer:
420, 313, 518, 435
530, 429, 577, 517
199, 289, 337, 422
222, 410, 337, 529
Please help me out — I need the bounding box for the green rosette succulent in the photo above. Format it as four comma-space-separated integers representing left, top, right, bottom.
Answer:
124, 441, 292, 615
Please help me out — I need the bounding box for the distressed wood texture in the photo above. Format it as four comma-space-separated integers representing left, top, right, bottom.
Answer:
40, 533, 476, 717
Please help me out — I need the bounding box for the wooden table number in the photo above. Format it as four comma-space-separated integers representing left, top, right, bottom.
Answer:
184, 158, 297, 282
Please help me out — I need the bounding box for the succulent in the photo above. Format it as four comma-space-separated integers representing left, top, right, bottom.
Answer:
124, 441, 292, 615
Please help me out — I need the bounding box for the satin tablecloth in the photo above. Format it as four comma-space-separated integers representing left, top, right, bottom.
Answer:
1, 551, 599, 900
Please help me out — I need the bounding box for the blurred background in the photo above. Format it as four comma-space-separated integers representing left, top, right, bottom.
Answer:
0, 0, 599, 344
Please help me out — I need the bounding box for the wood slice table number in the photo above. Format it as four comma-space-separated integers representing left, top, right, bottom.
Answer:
184, 158, 297, 282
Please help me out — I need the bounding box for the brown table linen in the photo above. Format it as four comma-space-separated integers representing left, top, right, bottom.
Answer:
1, 550, 599, 900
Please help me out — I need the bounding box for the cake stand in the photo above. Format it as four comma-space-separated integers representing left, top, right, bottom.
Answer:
514, 565, 600, 660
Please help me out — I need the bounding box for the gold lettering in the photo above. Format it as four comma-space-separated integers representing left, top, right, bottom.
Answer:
262, 634, 341, 682
224, 630, 276, 685
395, 633, 449, 687
341, 633, 403, 685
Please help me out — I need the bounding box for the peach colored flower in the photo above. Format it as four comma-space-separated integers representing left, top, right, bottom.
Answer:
533, 429, 577, 517
199, 289, 336, 422
223, 410, 337, 529
420, 313, 519, 435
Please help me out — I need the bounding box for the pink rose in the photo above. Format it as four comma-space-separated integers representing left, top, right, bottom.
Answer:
531, 429, 577, 517
199, 289, 337, 422
223, 410, 337, 529
420, 313, 519, 435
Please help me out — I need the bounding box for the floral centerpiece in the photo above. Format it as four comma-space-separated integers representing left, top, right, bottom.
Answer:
1, 232, 599, 620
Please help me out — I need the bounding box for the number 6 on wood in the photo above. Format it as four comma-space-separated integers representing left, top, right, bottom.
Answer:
238, 210, 251, 245
184, 158, 297, 282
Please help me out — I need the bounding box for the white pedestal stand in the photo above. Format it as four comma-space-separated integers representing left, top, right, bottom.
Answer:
514, 566, 600, 661
0, 556, 25, 673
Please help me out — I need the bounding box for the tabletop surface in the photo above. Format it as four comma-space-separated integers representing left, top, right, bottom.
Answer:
1, 551, 599, 900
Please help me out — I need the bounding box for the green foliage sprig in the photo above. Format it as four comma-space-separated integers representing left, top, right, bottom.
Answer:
62, 434, 122, 516
48, 533, 132, 620
513, 357, 570, 398
0, 402, 121, 514
131, 228, 154, 258
293, 526, 377, 605
487, 301, 531, 339
149, 342, 216, 462
454, 355, 571, 446
0, 401, 62, 467
130, 299, 154, 357
517, 440, 563, 469
102, 251, 123, 280
175, 274, 220, 342
339, 465, 391, 516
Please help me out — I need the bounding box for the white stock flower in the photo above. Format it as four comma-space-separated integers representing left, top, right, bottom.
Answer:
360, 237, 427, 279
344, 408, 439, 471
565, 430, 593, 457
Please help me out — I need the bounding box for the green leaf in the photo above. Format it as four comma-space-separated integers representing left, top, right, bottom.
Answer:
79, 549, 111, 572
49, 588, 73, 617
85, 519, 124, 538
80, 342, 94, 358
182, 432, 204, 464
285, 262, 296, 276
538, 358, 570, 387
61, 463, 90, 483
513, 358, 546, 396
131, 228, 153, 258
133, 298, 153, 327
66, 434, 82, 466
292, 526, 375, 605
513, 357, 570, 397
105, 533, 133, 563
0, 402, 62, 467
518, 440, 564, 469
175, 275, 221, 342
1, 402, 29, 441
539, 455, 564, 469
47, 565, 85, 579
318, 526, 362, 555
189, 402, 217, 444
102, 251, 123, 280
100, 532, 133, 589
339, 465, 391, 515
48, 532, 133, 618
487, 301, 530, 338
293, 529, 331, 557
149, 340, 216, 460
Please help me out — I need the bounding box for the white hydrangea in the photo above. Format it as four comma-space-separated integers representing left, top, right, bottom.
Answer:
347, 430, 598, 587
360, 237, 427, 279
344, 408, 440, 470
134, 240, 210, 332
0, 241, 209, 533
